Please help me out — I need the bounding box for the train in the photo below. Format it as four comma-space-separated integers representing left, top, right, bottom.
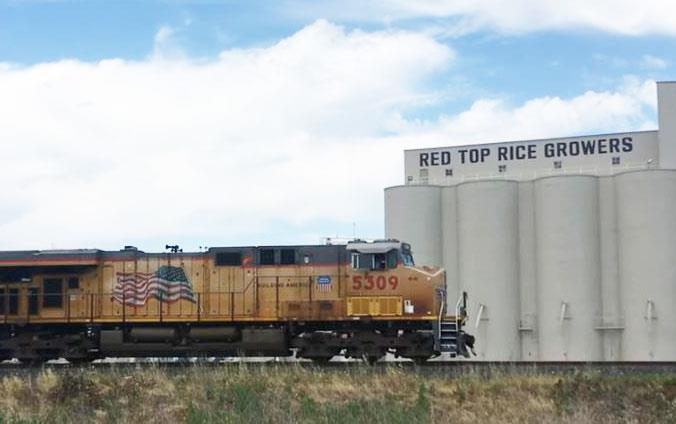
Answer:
0, 239, 474, 364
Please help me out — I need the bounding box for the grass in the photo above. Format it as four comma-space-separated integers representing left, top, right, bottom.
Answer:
0, 364, 674, 423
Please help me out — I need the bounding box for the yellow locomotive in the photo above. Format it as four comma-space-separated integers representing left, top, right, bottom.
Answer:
0, 240, 473, 363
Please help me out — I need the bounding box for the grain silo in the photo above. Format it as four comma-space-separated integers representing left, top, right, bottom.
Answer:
385, 81, 676, 361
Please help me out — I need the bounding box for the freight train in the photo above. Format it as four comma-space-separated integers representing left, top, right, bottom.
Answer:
0, 240, 473, 364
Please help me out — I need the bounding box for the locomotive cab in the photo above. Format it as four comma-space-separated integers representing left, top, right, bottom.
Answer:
348, 240, 414, 270
345, 239, 472, 358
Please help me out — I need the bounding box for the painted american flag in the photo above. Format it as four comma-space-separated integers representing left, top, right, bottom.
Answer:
112, 265, 197, 306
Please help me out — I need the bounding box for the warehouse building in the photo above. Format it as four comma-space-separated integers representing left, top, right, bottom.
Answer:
385, 81, 676, 361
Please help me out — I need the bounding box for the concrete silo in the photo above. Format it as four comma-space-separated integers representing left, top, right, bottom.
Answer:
598, 176, 623, 360
456, 180, 521, 361
517, 181, 539, 360
616, 170, 676, 361
440, 186, 460, 305
534, 175, 603, 361
384, 185, 442, 267
385, 83, 676, 361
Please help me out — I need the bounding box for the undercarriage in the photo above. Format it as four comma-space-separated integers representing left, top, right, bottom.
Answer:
0, 320, 469, 364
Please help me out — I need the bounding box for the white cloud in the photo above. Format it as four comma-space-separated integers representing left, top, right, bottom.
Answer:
0, 20, 452, 249
641, 54, 669, 70
289, 0, 676, 36
0, 20, 658, 251
393, 78, 657, 147
152, 25, 187, 60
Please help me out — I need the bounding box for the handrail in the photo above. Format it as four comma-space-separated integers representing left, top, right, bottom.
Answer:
474, 303, 484, 329
437, 288, 446, 349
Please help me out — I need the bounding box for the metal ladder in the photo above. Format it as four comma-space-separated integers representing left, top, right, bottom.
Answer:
438, 319, 460, 356
434, 290, 467, 356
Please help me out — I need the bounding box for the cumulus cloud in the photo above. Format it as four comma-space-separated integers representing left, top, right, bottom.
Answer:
393, 78, 657, 147
0, 20, 658, 251
289, 0, 676, 36
0, 20, 452, 249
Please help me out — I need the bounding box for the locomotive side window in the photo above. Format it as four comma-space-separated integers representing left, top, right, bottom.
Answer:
259, 249, 275, 265
280, 249, 296, 265
373, 253, 387, 270
68, 277, 80, 290
43, 278, 63, 308
28, 288, 39, 314
352, 252, 397, 270
351, 253, 369, 270
387, 251, 399, 268
216, 252, 242, 266
8, 289, 18, 314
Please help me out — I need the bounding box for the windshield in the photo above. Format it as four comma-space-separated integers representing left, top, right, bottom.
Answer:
401, 251, 414, 266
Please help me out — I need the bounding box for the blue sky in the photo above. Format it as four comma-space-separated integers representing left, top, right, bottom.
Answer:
0, 1, 674, 250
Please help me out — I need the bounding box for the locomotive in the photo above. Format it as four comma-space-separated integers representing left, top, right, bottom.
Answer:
0, 240, 473, 363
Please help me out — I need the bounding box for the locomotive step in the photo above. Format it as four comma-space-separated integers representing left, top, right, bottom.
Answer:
438, 319, 461, 353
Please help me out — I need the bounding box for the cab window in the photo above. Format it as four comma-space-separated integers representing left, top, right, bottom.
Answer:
351, 251, 398, 270
373, 253, 387, 270
387, 251, 398, 268
401, 251, 414, 266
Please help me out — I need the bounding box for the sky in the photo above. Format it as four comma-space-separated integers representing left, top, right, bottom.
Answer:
0, 0, 675, 251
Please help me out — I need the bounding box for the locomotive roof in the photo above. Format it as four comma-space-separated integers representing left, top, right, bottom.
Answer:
0, 241, 405, 267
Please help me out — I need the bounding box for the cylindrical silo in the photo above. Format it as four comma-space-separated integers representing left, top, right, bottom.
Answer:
440, 186, 460, 305
457, 180, 521, 361
616, 170, 676, 361
598, 176, 622, 361
518, 181, 539, 360
384, 185, 442, 267
534, 175, 602, 361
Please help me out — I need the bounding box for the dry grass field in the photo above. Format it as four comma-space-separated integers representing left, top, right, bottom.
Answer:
0, 363, 674, 423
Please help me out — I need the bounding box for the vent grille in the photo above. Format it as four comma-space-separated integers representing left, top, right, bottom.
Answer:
347, 296, 402, 316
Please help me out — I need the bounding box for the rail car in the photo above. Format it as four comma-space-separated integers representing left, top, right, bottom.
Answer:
0, 240, 473, 364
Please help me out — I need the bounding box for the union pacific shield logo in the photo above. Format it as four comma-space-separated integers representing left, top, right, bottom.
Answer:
316, 275, 332, 292
112, 266, 197, 306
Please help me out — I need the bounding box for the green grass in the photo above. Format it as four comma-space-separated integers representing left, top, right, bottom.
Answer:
0, 364, 675, 423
